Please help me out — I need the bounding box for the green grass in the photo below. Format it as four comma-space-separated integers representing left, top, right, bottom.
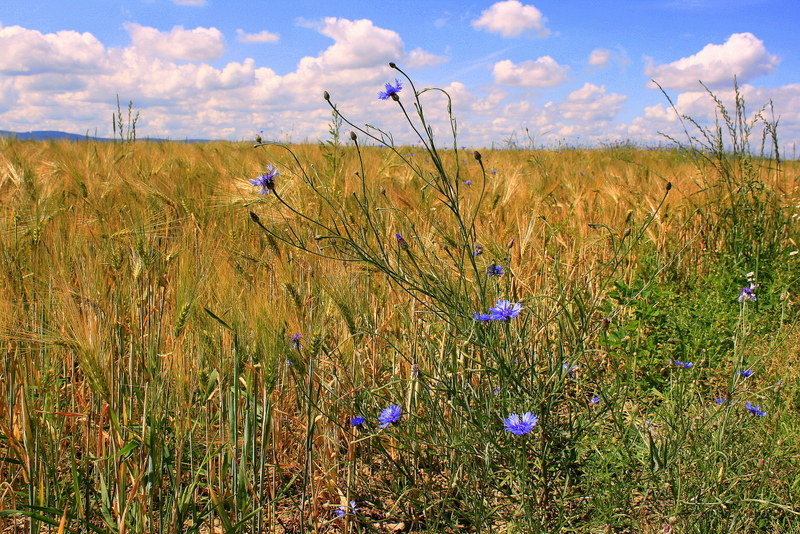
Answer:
1, 70, 800, 533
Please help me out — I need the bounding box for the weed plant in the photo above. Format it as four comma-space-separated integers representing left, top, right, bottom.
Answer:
0, 65, 799, 533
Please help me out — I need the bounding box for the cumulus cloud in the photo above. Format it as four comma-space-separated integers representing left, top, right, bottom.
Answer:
0, 25, 107, 75
124, 23, 225, 62
558, 83, 627, 122
588, 49, 611, 68
472, 1, 550, 38
236, 29, 279, 43
405, 48, 448, 69
492, 57, 569, 87
645, 32, 779, 90
314, 18, 403, 70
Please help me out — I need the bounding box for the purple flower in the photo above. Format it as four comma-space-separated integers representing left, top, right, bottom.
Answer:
745, 402, 767, 417
487, 264, 505, 277
563, 362, 578, 377
351, 416, 365, 427
378, 404, 402, 428
738, 284, 757, 303
378, 79, 402, 100
290, 333, 303, 350
473, 312, 493, 322
589, 396, 600, 405
489, 299, 523, 321
715, 398, 727, 405
249, 165, 278, 195
474, 244, 484, 256
671, 360, 693, 368
739, 369, 754, 378
395, 233, 409, 250
336, 501, 357, 517
503, 412, 539, 436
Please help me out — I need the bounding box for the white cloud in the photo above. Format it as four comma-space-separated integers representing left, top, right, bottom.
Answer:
492, 57, 569, 87
472, 1, 550, 38
314, 18, 403, 70
588, 49, 611, 68
124, 23, 225, 63
0, 25, 107, 75
405, 48, 448, 70
644, 32, 779, 90
236, 29, 279, 43
558, 83, 627, 122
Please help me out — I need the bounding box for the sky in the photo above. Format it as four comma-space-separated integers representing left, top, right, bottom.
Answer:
1, 0, 799, 152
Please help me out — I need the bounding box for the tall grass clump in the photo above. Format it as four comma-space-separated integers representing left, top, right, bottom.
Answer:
0, 65, 798, 534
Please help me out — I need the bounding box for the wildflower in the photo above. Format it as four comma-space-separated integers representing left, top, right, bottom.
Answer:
378, 404, 402, 428
503, 412, 539, 436
715, 398, 727, 405
464, 180, 472, 185
336, 501, 358, 517
351, 416, 365, 427
563, 362, 578, 377
671, 359, 693, 368
249, 165, 278, 195
745, 402, 767, 417
378, 79, 402, 100
739, 369, 754, 378
489, 299, 523, 321
738, 284, 757, 303
474, 244, 484, 256
395, 233, 409, 250
473, 312, 493, 322
487, 264, 505, 277
290, 333, 303, 350
590, 396, 601, 405
493, 385, 501, 395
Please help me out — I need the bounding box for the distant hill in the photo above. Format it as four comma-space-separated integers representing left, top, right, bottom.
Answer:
0, 130, 108, 141
0, 130, 216, 143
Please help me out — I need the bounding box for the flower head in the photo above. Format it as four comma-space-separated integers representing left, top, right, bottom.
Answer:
351, 416, 365, 427
671, 359, 693, 368
378, 404, 402, 428
249, 165, 278, 195
487, 264, 505, 277
473, 312, 493, 322
290, 333, 303, 350
395, 233, 409, 250
335, 501, 358, 517
378, 79, 402, 100
589, 396, 601, 405
746, 401, 767, 417
489, 299, 523, 321
739, 369, 754, 378
474, 244, 484, 256
738, 284, 757, 303
503, 412, 539, 436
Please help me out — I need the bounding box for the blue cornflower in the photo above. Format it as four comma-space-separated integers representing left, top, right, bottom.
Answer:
474, 244, 484, 256
563, 362, 578, 377
489, 299, 523, 321
738, 284, 757, 303
590, 396, 601, 405
503, 412, 539, 436
715, 398, 727, 405
249, 165, 278, 195
739, 369, 754, 378
487, 264, 505, 277
671, 359, 693, 368
290, 333, 303, 350
351, 416, 365, 427
473, 312, 493, 322
335, 501, 357, 517
395, 233, 409, 250
378, 404, 402, 428
378, 79, 402, 100
746, 402, 767, 417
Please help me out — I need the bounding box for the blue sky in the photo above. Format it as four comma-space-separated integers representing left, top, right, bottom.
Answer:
1, 0, 798, 151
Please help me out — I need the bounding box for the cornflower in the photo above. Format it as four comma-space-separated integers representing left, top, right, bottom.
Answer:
351, 416, 365, 427
671, 359, 693, 368
738, 284, 757, 303
489, 299, 523, 321
378, 404, 402, 428
739, 369, 754, 378
487, 264, 505, 277
503, 412, 539, 436
335, 501, 358, 517
250, 165, 278, 195
378, 79, 402, 100
745, 402, 767, 417
289, 333, 303, 350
